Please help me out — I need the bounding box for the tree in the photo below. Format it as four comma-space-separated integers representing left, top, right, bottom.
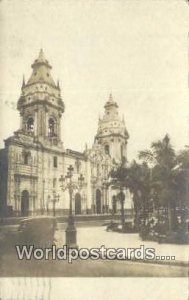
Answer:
126, 161, 151, 227
109, 135, 188, 236
138, 134, 178, 231
173, 149, 189, 222
109, 159, 151, 228
109, 161, 128, 229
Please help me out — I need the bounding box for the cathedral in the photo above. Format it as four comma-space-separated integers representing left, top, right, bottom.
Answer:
0, 50, 131, 217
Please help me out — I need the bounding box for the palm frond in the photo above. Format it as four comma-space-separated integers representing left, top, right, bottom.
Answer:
138, 150, 155, 164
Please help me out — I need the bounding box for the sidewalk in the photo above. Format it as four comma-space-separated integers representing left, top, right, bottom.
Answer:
0, 214, 123, 225
0, 225, 187, 277
55, 226, 189, 266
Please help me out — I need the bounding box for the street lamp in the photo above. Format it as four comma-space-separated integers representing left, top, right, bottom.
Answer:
59, 165, 85, 248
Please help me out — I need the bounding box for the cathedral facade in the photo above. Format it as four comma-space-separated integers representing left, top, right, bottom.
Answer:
0, 50, 130, 217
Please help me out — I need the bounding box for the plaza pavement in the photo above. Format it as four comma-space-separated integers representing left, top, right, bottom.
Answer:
55, 224, 189, 264
0, 222, 188, 276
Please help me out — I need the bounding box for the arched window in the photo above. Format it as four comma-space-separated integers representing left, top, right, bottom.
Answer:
22, 151, 31, 165
104, 144, 110, 155
75, 159, 81, 173
48, 117, 56, 137
53, 156, 58, 168
26, 117, 34, 133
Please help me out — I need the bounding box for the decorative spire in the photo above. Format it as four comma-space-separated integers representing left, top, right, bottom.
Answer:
27, 49, 56, 87
104, 92, 118, 109
31, 49, 51, 69
109, 92, 113, 102
38, 48, 45, 61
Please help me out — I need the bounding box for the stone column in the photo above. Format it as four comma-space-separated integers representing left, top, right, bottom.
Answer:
91, 184, 96, 214
34, 107, 39, 136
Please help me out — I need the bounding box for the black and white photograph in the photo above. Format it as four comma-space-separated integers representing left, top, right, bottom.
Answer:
0, 0, 188, 299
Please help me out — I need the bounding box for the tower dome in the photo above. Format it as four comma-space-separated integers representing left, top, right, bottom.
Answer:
27, 49, 56, 87
95, 93, 129, 163
16, 50, 64, 149
17, 49, 64, 112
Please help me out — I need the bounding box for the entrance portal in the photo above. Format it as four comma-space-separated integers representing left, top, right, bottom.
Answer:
96, 189, 101, 214
75, 193, 81, 215
21, 190, 29, 216
112, 195, 117, 214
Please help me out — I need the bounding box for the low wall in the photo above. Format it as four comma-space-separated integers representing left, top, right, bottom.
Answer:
0, 211, 133, 225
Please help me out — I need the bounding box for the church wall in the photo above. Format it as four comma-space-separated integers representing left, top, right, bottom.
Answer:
0, 148, 8, 216
34, 150, 89, 216
40, 149, 64, 214
0, 51, 132, 217
1, 140, 91, 216
4, 143, 39, 216
85, 160, 92, 213
103, 136, 127, 162
61, 154, 89, 214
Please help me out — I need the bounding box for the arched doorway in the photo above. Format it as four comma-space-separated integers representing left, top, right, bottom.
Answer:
96, 189, 101, 214
21, 190, 29, 216
112, 195, 117, 214
104, 144, 110, 155
75, 193, 81, 215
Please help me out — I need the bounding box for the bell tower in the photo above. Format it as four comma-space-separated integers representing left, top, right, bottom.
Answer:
17, 49, 65, 148
95, 93, 129, 163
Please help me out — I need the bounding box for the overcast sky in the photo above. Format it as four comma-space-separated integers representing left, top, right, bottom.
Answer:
0, 0, 188, 161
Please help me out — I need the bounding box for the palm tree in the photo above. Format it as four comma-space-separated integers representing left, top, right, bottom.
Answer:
109, 159, 151, 229
138, 134, 177, 231
126, 160, 151, 228
174, 149, 189, 222
109, 136, 188, 235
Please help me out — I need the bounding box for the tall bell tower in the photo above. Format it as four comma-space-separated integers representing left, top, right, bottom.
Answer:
95, 93, 129, 163
17, 49, 65, 149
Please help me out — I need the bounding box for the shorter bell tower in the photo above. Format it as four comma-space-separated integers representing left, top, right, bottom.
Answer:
17, 49, 65, 149
95, 94, 129, 163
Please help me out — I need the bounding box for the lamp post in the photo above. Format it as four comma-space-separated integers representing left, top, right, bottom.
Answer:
59, 165, 84, 248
